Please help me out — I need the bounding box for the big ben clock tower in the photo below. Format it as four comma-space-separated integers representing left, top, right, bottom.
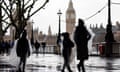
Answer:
66, 0, 76, 34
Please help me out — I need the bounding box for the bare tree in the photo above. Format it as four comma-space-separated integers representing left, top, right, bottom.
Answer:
0, 0, 49, 39
0, 1, 11, 40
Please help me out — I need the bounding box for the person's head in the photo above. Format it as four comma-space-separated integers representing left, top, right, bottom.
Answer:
78, 18, 84, 26
35, 40, 38, 43
61, 32, 69, 39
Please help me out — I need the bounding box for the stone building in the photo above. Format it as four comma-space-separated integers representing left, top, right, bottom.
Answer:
90, 24, 106, 43
90, 22, 120, 55
90, 22, 120, 44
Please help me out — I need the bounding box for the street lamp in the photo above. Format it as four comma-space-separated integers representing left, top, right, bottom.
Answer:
105, 0, 115, 57
57, 10, 62, 46
107, 0, 112, 27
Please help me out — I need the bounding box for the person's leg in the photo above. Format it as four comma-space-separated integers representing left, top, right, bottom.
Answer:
18, 57, 22, 69
81, 59, 85, 72
18, 57, 22, 71
66, 56, 72, 72
62, 57, 66, 72
22, 57, 26, 72
67, 63, 72, 72
61, 63, 65, 72
36, 48, 38, 56
77, 60, 81, 72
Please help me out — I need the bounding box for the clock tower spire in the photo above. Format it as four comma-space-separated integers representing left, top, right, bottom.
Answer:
66, 0, 76, 34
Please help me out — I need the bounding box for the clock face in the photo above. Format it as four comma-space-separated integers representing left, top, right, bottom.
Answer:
66, 13, 75, 19
66, 14, 70, 19
70, 13, 75, 19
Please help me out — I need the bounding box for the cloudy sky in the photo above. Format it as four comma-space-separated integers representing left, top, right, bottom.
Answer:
31, 0, 120, 35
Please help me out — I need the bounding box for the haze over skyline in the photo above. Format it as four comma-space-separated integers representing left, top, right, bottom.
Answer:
32, 0, 120, 34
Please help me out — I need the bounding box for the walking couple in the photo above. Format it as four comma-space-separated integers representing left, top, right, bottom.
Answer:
61, 18, 91, 72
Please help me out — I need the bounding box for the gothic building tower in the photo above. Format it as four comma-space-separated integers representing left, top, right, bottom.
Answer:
48, 25, 52, 36
66, 0, 76, 34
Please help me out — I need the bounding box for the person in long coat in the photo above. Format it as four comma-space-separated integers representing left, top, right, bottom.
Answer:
16, 30, 30, 72
74, 19, 91, 72
61, 32, 74, 72
34, 40, 40, 56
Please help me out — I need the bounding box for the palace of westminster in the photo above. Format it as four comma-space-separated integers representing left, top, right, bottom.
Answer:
3, 0, 120, 48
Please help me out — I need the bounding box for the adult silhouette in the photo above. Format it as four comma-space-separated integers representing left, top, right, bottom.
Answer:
16, 30, 30, 72
41, 42, 46, 54
34, 40, 40, 56
74, 19, 91, 72
61, 32, 74, 72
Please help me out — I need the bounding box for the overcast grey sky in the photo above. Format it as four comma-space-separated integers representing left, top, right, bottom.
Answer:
32, 0, 120, 34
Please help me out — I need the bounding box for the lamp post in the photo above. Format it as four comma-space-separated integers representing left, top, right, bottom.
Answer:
108, 0, 112, 27
105, 0, 115, 57
56, 10, 62, 54
57, 10, 62, 46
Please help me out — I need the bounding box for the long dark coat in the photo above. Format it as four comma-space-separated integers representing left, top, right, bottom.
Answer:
62, 34, 74, 62
74, 25, 91, 60
16, 37, 30, 57
63, 38, 74, 59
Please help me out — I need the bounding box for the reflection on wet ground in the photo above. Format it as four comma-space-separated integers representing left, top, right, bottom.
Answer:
1, 54, 120, 72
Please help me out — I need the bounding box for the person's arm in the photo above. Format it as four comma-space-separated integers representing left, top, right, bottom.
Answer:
87, 30, 91, 41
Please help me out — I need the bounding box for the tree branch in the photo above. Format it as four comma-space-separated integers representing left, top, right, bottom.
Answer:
2, 20, 9, 24
24, 0, 31, 7
26, 0, 36, 19
29, 0, 49, 18
1, 6, 10, 20
2, 0, 10, 11
3, 23, 11, 33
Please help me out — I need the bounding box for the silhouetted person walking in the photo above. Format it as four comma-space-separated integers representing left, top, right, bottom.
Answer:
34, 40, 40, 56
41, 42, 46, 54
74, 19, 91, 72
16, 30, 30, 72
61, 32, 74, 72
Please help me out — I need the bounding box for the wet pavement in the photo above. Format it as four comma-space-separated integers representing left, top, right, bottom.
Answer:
85, 56, 120, 72
1, 54, 120, 72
